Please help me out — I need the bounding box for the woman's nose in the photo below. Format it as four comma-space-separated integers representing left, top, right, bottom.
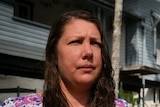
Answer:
82, 43, 93, 61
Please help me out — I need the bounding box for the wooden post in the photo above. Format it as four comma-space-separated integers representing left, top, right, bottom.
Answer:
112, 0, 123, 98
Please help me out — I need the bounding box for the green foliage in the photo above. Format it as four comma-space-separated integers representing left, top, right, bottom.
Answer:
118, 89, 138, 106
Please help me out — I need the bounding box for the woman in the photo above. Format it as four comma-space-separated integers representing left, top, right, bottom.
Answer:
0, 10, 128, 107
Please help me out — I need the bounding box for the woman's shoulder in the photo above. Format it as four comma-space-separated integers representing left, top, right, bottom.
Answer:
0, 93, 42, 107
115, 98, 129, 107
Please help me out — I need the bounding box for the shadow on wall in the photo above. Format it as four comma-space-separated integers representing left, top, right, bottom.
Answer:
126, 18, 137, 66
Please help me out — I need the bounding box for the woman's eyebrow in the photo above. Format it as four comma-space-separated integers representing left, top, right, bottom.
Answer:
90, 36, 101, 41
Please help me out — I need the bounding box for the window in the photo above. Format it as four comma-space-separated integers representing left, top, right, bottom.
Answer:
14, 0, 57, 27
13, 0, 95, 27
14, 0, 34, 20
152, 11, 160, 65
156, 22, 160, 65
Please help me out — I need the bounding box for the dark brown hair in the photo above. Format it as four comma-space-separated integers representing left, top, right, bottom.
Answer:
43, 10, 115, 107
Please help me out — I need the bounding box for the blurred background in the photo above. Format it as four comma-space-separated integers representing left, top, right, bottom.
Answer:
0, 0, 160, 106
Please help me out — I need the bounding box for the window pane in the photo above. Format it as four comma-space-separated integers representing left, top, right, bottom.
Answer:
157, 22, 160, 49
14, 0, 95, 26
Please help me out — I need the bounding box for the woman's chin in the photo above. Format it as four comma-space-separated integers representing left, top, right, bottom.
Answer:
77, 77, 96, 86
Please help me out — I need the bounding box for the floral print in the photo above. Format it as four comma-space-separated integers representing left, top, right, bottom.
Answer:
0, 93, 129, 107
0, 93, 42, 107
115, 98, 129, 107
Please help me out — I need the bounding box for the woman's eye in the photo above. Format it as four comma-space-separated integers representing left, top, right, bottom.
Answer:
91, 41, 102, 48
69, 40, 81, 44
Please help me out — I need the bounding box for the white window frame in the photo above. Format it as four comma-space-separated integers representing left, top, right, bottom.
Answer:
151, 11, 160, 65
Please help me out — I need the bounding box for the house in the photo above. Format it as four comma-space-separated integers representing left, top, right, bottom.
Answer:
121, 0, 160, 106
0, 0, 160, 106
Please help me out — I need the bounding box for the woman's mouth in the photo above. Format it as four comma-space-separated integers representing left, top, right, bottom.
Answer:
77, 65, 95, 72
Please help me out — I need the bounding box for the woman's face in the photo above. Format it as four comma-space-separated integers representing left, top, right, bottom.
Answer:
57, 19, 102, 88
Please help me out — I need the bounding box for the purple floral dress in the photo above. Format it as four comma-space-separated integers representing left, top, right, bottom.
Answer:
0, 93, 129, 107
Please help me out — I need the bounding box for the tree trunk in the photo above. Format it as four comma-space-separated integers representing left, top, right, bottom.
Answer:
112, 0, 123, 98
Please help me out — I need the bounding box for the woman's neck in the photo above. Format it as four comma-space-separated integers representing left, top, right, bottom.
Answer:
60, 79, 91, 107
66, 91, 90, 107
